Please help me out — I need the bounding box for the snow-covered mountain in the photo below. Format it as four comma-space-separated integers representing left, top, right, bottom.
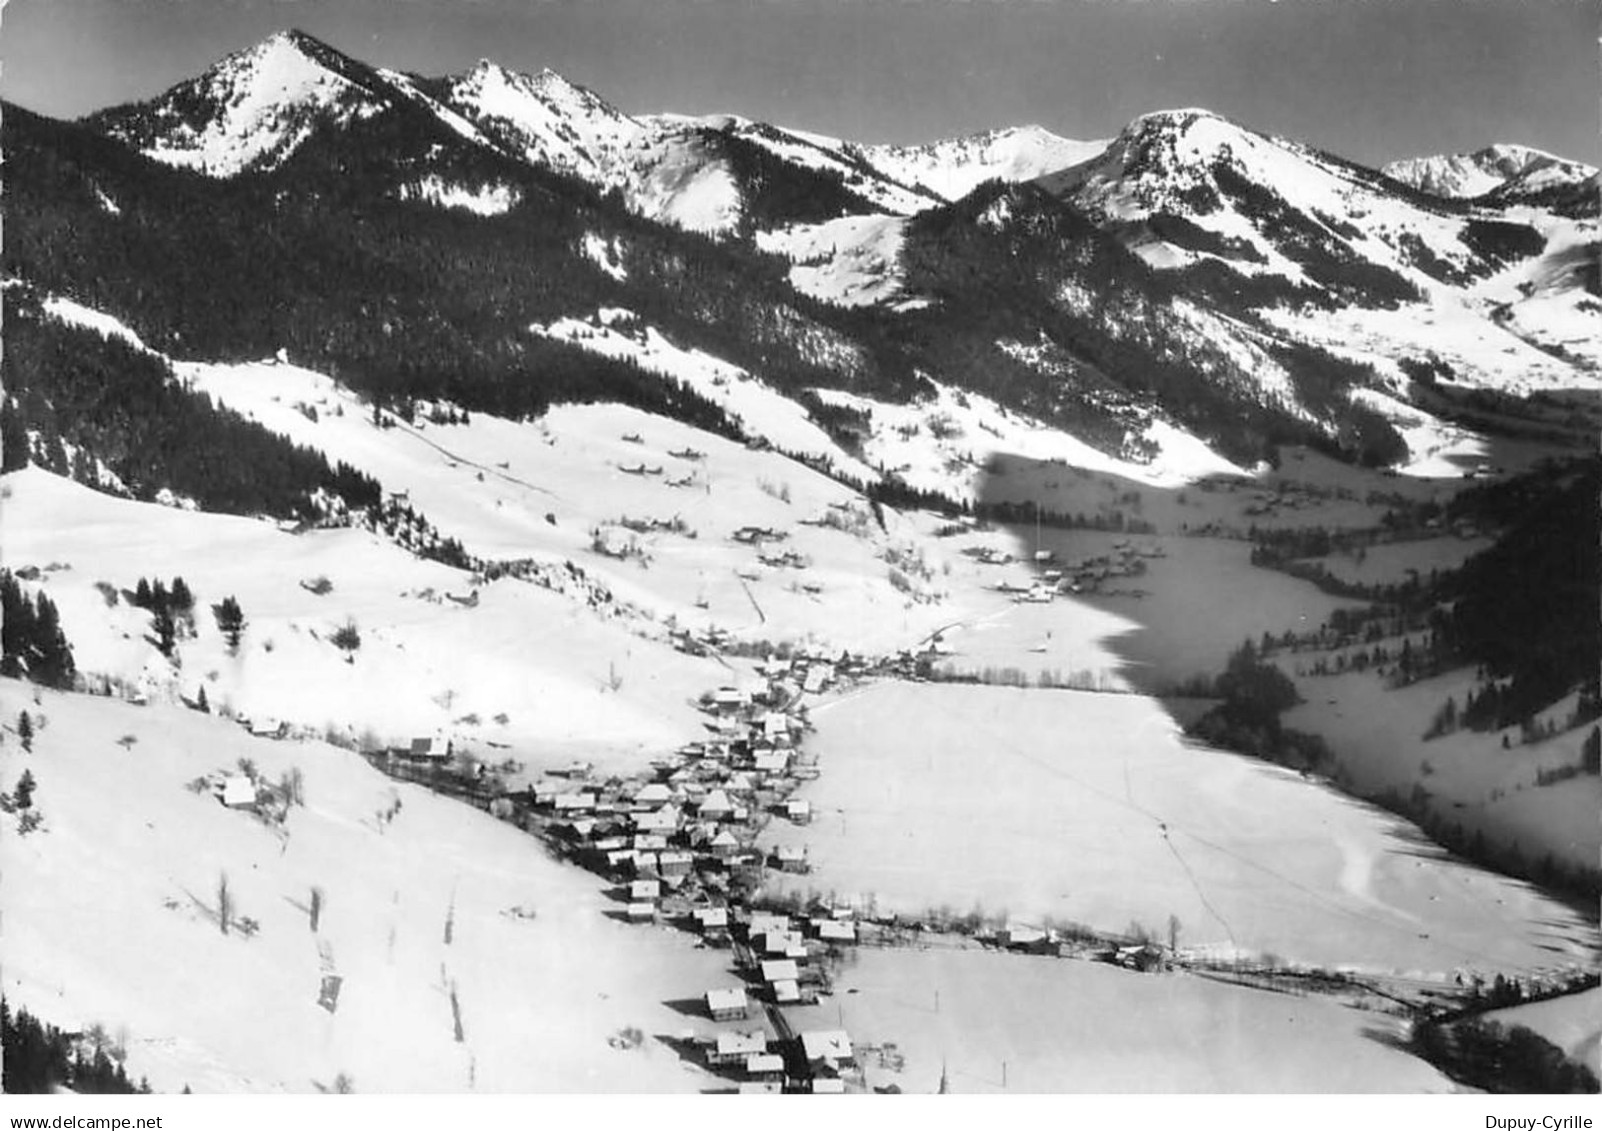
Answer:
1384, 143, 1597, 201
859, 124, 1109, 204
85, 30, 394, 177
17, 28, 1602, 484
1035, 108, 1601, 396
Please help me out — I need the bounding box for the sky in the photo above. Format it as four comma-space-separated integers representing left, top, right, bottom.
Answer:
3, 0, 1596, 167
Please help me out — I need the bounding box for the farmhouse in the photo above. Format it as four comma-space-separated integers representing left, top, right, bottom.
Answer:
706, 987, 750, 1022
633, 782, 673, 807
407, 735, 452, 761
800, 1031, 854, 1073
658, 851, 694, 878
745, 1053, 785, 1082
759, 959, 800, 985
634, 805, 681, 834
710, 1031, 768, 1067
698, 789, 734, 820
218, 775, 256, 809
998, 924, 1048, 949
752, 751, 789, 777
813, 919, 855, 944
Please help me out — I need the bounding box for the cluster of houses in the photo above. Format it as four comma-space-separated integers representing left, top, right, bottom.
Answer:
989, 540, 1163, 601
511, 653, 872, 1091
693, 906, 862, 1091
523, 655, 839, 926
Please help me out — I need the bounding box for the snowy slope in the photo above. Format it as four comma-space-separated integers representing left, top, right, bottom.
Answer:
812, 379, 1246, 501
529, 308, 877, 481
0, 684, 732, 1093
0, 467, 722, 772
755, 215, 916, 308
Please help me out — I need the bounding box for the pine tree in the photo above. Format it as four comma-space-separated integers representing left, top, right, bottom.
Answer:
150, 606, 177, 659
17, 711, 32, 752
14, 769, 36, 810
170, 576, 194, 612
213, 596, 245, 652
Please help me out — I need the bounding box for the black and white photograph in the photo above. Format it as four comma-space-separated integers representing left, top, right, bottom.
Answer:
1, 0, 1597, 1113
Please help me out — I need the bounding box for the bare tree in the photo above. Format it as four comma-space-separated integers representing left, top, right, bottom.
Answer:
218, 871, 233, 936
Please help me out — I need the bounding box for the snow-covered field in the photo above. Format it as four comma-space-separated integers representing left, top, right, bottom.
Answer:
828, 948, 1455, 1093
0, 686, 731, 1093
763, 681, 1597, 975
1284, 667, 1601, 876
1479, 988, 1602, 1067
0, 468, 720, 774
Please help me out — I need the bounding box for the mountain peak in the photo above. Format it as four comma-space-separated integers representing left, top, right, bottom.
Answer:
1384, 143, 1598, 201
84, 28, 386, 177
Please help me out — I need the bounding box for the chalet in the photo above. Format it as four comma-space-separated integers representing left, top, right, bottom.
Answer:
248, 717, 285, 739
1116, 944, 1167, 973
706, 987, 750, 1022
810, 1078, 846, 1094
710, 830, 741, 859
710, 1031, 768, 1067
784, 799, 811, 825
745, 1053, 785, 1082
408, 735, 452, 761
757, 929, 807, 957
658, 851, 694, 878
692, 907, 730, 934
708, 687, 749, 711
698, 789, 734, 821
771, 979, 801, 1004
605, 849, 636, 872
629, 879, 661, 903
998, 924, 1047, 949
633, 782, 673, 807
748, 913, 790, 937
626, 902, 656, 923
752, 751, 789, 776
758, 959, 800, 985
738, 1081, 782, 1095
800, 1031, 854, 1074
553, 793, 597, 814
632, 834, 668, 852
774, 844, 808, 873
218, 775, 256, 809
634, 806, 680, 835
801, 666, 831, 695
813, 919, 855, 944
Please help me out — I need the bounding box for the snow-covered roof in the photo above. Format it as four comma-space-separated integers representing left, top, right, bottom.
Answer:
800, 1030, 852, 1063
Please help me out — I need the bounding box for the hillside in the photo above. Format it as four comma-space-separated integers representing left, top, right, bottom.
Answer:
3, 25, 1599, 1097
